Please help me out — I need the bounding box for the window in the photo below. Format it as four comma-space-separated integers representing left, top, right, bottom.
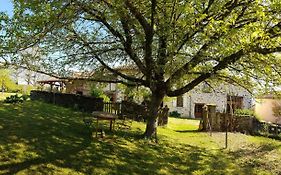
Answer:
194, 103, 204, 118
176, 96, 183, 107
227, 95, 243, 113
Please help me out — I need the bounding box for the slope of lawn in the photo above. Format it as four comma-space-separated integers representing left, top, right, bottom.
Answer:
0, 101, 280, 175
0, 92, 16, 101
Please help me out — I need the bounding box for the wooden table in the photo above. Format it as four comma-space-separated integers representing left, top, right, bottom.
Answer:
92, 111, 118, 137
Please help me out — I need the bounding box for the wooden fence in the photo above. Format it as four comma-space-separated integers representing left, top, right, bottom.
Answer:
30, 90, 169, 126
202, 109, 281, 137
257, 122, 281, 135
103, 101, 169, 125
103, 102, 122, 115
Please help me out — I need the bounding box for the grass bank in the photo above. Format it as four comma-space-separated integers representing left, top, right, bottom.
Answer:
0, 92, 16, 101
0, 101, 280, 174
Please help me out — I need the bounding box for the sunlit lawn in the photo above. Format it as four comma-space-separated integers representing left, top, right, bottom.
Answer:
0, 92, 16, 101
0, 100, 280, 175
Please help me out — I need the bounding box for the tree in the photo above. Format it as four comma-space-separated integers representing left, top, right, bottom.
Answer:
4, 0, 281, 138
272, 100, 281, 124
0, 69, 18, 92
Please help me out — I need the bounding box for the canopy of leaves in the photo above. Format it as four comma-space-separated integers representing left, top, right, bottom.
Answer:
2, 0, 281, 96
0, 69, 18, 92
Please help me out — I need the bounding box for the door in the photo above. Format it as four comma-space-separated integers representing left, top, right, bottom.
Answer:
194, 103, 204, 119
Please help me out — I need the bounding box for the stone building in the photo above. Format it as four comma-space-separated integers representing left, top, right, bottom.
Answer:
165, 83, 253, 118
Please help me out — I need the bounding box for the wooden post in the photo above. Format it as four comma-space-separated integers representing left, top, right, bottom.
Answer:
202, 105, 208, 131
207, 104, 216, 130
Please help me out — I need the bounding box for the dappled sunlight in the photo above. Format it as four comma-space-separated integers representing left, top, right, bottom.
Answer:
0, 101, 280, 174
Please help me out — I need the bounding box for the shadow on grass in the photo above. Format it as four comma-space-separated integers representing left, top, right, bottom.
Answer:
174, 130, 199, 133
0, 101, 279, 174
227, 142, 281, 175
169, 116, 201, 120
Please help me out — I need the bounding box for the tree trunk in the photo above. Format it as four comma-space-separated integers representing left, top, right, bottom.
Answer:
143, 89, 165, 138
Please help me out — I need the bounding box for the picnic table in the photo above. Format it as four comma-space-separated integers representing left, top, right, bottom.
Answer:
92, 111, 118, 137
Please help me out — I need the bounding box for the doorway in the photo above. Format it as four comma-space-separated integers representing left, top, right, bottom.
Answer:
194, 103, 205, 119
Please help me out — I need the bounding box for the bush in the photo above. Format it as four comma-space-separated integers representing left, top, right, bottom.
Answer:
90, 87, 110, 102
170, 111, 181, 118
234, 109, 255, 117
90, 87, 103, 98
4, 94, 28, 104
21, 94, 30, 101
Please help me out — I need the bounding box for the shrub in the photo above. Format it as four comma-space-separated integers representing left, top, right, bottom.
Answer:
100, 94, 110, 102
170, 111, 181, 118
4, 94, 28, 104
21, 94, 29, 101
234, 109, 255, 117
90, 87, 103, 98
90, 86, 110, 102
259, 123, 270, 137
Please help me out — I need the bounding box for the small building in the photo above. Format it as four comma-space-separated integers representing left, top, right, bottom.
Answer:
38, 78, 120, 100
165, 83, 253, 119
37, 79, 66, 93
255, 94, 281, 124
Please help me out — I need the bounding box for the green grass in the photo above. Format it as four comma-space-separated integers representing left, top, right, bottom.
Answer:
0, 92, 17, 101
0, 101, 280, 175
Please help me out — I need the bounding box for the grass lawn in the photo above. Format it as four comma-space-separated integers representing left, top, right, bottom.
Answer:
0, 92, 16, 101
0, 101, 280, 175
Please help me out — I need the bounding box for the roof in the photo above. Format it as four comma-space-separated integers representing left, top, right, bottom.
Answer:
37, 79, 67, 84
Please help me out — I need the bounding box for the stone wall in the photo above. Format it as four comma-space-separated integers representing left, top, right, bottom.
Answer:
65, 80, 93, 96
165, 83, 253, 118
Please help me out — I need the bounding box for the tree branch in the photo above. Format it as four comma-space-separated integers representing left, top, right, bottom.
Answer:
68, 27, 147, 86
167, 50, 245, 97
79, 2, 147, 75
61, 77, 139, 87
125, 0, 155, 83
125, 0, 151, 35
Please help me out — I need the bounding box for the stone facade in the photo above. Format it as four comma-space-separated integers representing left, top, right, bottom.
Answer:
165, 84, 253, 118
64, 80, 122, 101
65, 80, 92, 96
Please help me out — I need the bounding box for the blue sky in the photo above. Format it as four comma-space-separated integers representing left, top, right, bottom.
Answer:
0, 0, 13, 16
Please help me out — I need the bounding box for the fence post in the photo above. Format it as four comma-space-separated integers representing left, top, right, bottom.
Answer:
202, 105, 208, 131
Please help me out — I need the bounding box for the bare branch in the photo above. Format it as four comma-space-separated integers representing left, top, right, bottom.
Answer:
61, 77, 139, 87
68, 28, 147, 85
125, 0, 151, 35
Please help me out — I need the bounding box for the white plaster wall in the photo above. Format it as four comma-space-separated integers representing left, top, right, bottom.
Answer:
255, 98, 281, 124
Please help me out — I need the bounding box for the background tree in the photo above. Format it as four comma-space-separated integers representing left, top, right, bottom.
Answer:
272, 100, 281, 124
0, 69, 18, 92
5, 0, 281, 138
